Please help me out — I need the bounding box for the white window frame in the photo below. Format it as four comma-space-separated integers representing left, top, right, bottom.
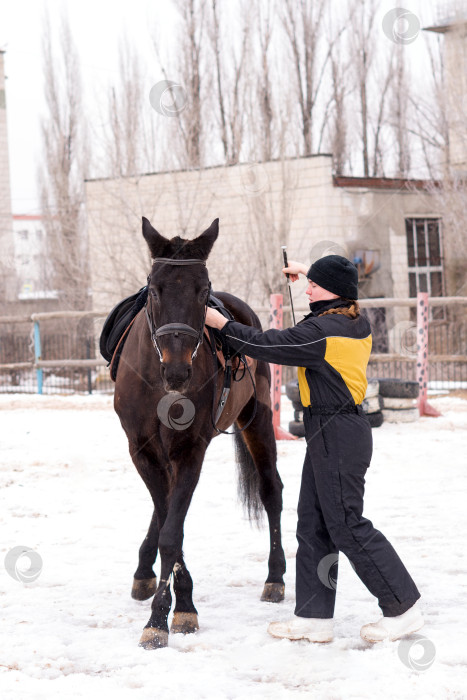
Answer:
405, 217, 445, 320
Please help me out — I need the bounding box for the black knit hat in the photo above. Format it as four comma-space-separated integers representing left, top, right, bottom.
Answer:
306, 254, 359, 299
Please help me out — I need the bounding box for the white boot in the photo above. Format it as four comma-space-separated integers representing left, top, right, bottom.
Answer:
268, 616, 333, 642
360, 601, 424, 643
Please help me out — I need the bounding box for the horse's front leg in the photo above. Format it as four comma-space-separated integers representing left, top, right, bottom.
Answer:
139, 455, 204, 650
128, 445, 169, 601
171, 555, 199, 634
131, 508, 160, 601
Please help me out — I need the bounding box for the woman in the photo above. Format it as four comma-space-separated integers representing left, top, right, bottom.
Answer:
205, 254, 423, 643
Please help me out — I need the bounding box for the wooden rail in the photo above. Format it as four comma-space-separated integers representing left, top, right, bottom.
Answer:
256, 296, 467, 313
0, 360, 108, 371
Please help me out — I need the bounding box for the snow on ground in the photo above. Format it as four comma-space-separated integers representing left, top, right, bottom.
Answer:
0, 392, 467, 699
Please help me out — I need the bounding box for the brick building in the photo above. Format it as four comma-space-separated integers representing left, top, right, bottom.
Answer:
0, 50, 15, 304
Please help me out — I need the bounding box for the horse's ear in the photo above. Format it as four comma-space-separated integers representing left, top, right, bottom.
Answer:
196, 218, 219, 260
142, 217, 167, 258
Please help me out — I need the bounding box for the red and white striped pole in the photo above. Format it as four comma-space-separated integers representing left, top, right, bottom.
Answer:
417, 292, 441, 417
269, 293, 297, 440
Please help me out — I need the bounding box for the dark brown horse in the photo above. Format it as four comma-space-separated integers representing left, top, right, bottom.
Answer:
114, 217, 285, 649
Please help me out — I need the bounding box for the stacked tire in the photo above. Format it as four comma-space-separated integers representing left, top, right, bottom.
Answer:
378, 378, 419, 423
285, 380, 305, 438
285, 378, 386, 435
285, 377, 420, 435
362, 380, 383, 428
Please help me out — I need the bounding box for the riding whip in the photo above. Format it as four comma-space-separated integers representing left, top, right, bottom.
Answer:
281, 246, 296, 326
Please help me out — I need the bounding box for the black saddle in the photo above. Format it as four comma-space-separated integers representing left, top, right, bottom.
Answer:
99, 287, 148, 364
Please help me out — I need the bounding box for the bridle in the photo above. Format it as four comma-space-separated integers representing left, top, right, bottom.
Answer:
144, 256, 257, 434
144, 258, 210, 363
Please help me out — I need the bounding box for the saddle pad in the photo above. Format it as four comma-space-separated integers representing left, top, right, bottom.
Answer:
109, 315, 138, 382
99, 287, 148, 363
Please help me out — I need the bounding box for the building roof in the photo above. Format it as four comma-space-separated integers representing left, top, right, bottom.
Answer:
423, 21, 467, 33
84, 153, 334, 183
332, 175, 437, 191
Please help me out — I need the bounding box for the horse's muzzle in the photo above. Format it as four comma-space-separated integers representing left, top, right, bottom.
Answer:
160, 362, 193, 393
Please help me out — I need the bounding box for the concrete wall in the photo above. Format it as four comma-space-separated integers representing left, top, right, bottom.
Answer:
444, 23, 467, 173
85, 156, 440, 327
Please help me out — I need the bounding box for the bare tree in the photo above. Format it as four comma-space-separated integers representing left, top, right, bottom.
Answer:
348, 0, 377, 177
371, 53, 394, 177
409, 33, 449, 179
39, 12, 89, 310
152, 0, 209, 169
255, 0, 275, 162
209, 0, 250, 164
103, 37, 147, 178
282, 0, 327, 155
389, 45, 411, 177
317, 17, 354, 174
347, 0, 401, 177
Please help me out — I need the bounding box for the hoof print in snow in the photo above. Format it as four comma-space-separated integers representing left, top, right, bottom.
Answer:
139, 627, 169, 649
131, 576, 158, 601
261, 582, 285, 603
170, 612, 199, 634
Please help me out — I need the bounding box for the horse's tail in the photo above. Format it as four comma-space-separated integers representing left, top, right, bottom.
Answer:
233, 431, 264, 524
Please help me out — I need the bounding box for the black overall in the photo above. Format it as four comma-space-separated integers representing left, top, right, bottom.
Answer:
220, 299, 420, 618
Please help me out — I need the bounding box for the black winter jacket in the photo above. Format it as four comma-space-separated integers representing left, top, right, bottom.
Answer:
220, 299, 372, 408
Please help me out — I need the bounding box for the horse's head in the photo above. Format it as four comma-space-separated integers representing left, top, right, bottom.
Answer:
142, 217, 219, 393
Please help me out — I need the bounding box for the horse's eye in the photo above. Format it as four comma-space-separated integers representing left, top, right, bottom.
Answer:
149, 288, 159, 302
199, 289, 209, 303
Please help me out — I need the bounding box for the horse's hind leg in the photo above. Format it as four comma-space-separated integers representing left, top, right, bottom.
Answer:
236, 376, 286, 603
170, 554, 199, 634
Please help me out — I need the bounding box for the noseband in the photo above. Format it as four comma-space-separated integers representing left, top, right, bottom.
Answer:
144, 258, 210, 362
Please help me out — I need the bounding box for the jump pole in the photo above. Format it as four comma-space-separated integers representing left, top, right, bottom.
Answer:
34, 320, 43, 395
269, 293, 297, 440
417, 292, 441, 417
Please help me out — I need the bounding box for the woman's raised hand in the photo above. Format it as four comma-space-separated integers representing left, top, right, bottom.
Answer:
282, 261, 307, 283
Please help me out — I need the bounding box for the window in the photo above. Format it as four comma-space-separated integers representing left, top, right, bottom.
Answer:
405, 218, 445, 320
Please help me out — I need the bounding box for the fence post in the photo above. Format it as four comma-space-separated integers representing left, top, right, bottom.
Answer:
417, 292, 441, 417
33, 321, 43, 395
269, 294, 297, 440
86, 337, 93, 394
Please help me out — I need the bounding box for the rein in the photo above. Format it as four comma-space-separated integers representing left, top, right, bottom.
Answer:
144, 257, 257, 433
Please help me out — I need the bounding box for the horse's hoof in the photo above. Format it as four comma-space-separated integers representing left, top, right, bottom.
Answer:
131, 577, 157, 601
261, 582, 285, 603
170, 612, 199, 634
138, 627, 168, 649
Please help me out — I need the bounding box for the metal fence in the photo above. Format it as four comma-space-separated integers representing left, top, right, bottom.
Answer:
0, 311, 113, 395
0, 298, 466, 395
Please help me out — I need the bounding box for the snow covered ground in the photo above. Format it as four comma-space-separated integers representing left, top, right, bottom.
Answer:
1, 393, 466, 699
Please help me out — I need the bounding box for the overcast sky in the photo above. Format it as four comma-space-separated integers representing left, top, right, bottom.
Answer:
0, 0, 439, 215
0, 0, 173, 214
